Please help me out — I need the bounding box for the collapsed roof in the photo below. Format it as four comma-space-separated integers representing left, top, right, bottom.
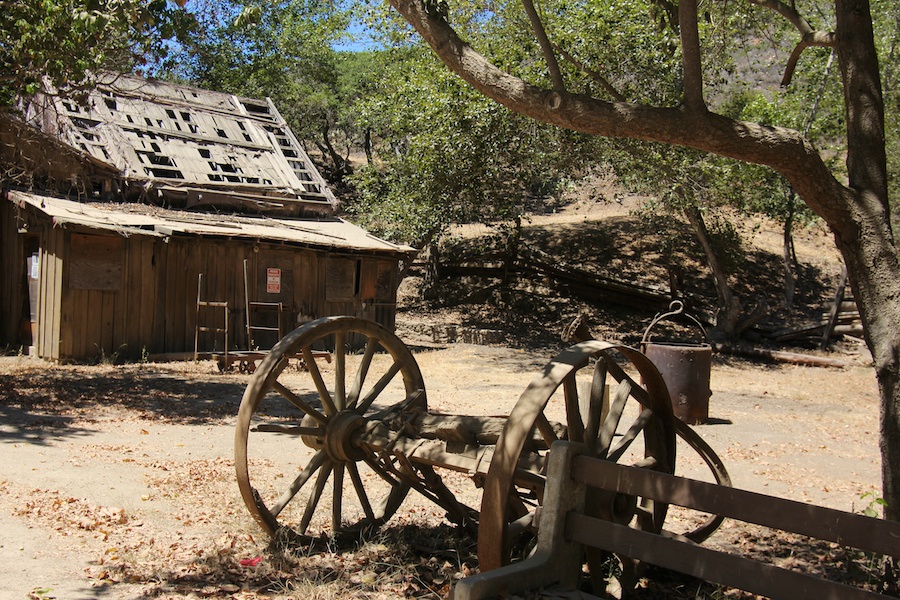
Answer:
25, 73, 336, 216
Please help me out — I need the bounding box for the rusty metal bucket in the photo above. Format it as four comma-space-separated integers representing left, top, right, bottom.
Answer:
641, 301, 711, 425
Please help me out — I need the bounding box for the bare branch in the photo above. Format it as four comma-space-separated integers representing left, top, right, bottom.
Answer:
749, 0, 816, 34
521, 0, 566, 92
748, 0, 835, 85
782, 31, 837, 86
680, 0, 706, 110
551, 43, 626, 102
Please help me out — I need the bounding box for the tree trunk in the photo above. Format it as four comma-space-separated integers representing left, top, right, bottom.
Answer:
683, 205, 741, 337
422, 242, 441, 300
364, 127, 374, 166
782, 191, 798, 310
833, 0, 900, 522
502, 216, 521, 288
320, 120, 351, 183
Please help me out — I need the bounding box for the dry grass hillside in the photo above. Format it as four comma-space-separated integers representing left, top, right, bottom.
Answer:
396, 174, 847, 355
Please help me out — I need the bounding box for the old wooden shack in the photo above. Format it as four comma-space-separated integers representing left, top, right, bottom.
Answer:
0, 74, 413, 361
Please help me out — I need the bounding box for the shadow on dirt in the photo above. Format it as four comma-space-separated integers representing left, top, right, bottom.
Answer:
111, 522, 478, 599
104, 519, 890, 600
0, 361, 248, 444
419, 212, 837, 354
0, 403, 95, 445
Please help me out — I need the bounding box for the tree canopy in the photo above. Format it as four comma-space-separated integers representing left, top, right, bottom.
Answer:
0, 0, 194, 106
347, 45, 600, 247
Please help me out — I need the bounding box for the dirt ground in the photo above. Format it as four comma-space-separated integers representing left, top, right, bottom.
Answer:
0, 336, 883, 600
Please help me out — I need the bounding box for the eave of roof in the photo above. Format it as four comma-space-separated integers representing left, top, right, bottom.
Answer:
8, 191, 415, 257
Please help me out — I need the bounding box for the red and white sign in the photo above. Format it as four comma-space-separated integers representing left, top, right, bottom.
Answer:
266, 268, 281, 294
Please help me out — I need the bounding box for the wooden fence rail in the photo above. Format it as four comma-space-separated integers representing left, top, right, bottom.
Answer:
455, 441, 900, 600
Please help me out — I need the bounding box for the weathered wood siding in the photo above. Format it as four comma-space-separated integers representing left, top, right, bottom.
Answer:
2, 219, 402, 361
0, 200, 25, 347
37, 226, 65, 359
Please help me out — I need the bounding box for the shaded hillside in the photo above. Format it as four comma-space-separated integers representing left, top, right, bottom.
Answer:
397, 195, 845, 353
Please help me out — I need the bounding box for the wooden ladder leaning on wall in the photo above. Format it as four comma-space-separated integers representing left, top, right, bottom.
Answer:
194, 273, 229, 362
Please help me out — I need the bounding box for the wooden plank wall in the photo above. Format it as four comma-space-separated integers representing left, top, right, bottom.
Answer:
22, 226, 401, 361
187, 239, 246, 354
0, 201, 24, 347
39, 226, 65, 359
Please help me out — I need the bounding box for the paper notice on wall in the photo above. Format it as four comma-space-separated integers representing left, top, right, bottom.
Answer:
30, 254, 40, 279
266, 268, 281, 294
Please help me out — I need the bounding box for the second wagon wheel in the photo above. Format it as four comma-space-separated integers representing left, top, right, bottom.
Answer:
235, 316, 429, 543
479, 340, 677, 595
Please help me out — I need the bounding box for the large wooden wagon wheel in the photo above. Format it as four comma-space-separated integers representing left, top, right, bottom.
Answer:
479, 340, 727, 595
235, 316, 444, 543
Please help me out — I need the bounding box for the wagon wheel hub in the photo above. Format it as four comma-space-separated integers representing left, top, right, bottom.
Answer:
588, 488, 638, 526
298, 411, 368, 462
325, 411, 368, 463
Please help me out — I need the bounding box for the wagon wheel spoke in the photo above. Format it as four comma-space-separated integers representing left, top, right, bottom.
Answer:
607, 408, 654, 463
272, 381, 328, 426
506, 492, 531, 521
332, 463, 345, 531
632, 456, 658, 469
356, 360, 404, 414
636, 498, 659, 531
302, 347, 338, 417
597, 379, 633, 458
348, 338, 378, 410
498, 490, 538, 557
334, 331, 346, 411
564, 375, 584, 443
602, 359, 645, 405
300, 460, 333, 534
506, 511, 536, 539
535, 412, 559, 448
585, 547, 611, 594
583, 358, 608, 455
271, 449, 328, 517
347, 462, 376, 521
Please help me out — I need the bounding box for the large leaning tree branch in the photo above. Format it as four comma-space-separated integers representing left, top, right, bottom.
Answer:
387, 0, 853, 233
749, 0, 836, 85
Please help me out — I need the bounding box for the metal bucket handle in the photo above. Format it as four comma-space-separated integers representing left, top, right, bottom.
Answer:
641, 300, 709, 349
